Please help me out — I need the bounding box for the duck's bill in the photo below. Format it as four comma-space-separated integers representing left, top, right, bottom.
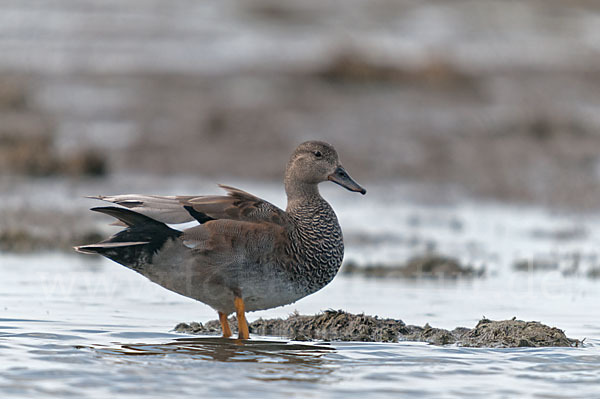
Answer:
328, 166, 366, 195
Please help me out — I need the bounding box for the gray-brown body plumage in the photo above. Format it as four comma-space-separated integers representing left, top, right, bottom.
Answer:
76, 141, 365, 316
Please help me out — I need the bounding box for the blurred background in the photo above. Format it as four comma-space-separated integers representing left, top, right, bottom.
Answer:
2, 0, 600, 260
3, 4, 600, 397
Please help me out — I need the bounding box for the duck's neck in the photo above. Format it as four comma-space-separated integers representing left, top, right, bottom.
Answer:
283, 178, 343, 256
283, 182, 345, 290
285, 180, 322, 211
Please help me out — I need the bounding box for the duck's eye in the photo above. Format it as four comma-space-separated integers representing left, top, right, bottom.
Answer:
314, 151, 322, 158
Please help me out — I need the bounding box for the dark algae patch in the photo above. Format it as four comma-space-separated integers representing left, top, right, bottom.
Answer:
342, 254, 484, 278
175, 311, 579, 348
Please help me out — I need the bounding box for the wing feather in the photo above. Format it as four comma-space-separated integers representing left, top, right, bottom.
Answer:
91, 186, 287, 226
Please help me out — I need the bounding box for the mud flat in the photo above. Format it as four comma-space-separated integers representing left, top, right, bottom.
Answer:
175, 310, 579, 348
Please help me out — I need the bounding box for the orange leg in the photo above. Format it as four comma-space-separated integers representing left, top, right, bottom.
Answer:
218, 311, 232, 338
234, 296, 249, 340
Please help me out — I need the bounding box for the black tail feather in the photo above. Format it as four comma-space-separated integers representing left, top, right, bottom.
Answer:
91, 206, 157, 228
76, 207, 181, 270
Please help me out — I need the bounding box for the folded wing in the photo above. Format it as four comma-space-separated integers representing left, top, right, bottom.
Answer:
91, 184, 287, 226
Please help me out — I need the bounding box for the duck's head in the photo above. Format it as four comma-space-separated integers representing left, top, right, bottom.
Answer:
285, 141, 366, 196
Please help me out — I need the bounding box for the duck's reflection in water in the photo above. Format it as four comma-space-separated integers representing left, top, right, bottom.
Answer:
88, 337, 337, 383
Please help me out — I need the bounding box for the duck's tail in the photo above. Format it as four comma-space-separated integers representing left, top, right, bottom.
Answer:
75, 207, 181, 270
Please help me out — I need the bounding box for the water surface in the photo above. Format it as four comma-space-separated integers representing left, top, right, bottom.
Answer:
1, 250, 599, 398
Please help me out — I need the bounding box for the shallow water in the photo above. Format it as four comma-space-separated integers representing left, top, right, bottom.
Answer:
2, 177, 600, 397
1, 249, 599, 399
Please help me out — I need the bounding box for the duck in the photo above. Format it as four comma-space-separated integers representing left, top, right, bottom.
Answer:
75, 141, 366, 339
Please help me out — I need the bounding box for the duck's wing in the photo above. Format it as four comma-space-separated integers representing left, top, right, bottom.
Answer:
91, 184, 287, 226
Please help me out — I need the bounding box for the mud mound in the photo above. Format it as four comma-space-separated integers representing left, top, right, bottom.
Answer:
176, 311, 408, 342
175, 311, 579, 347
461, 318, 575, 348
588, 267, 600, 279
250, 311, 406, 342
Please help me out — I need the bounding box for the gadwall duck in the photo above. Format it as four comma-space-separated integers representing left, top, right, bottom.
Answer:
75, 141, 365, 339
